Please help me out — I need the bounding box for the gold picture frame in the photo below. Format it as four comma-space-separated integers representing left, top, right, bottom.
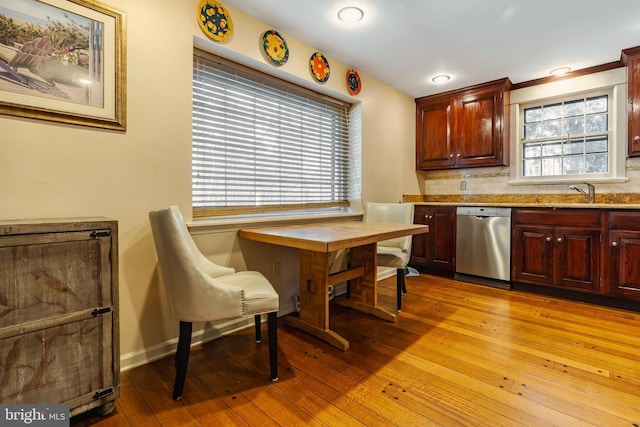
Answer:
0, 0, 126, 131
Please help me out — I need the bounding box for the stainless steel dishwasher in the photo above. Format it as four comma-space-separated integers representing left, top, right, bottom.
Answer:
455, 206, 512, 288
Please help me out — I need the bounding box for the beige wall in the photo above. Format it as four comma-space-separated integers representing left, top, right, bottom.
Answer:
0, 1, 419, 368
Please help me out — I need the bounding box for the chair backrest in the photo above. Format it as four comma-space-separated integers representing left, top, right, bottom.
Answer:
148, 206, 242, 321
364, 202, 414, 251
9, 36, 51, 71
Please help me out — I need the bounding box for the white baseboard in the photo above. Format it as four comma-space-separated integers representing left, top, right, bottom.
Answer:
120, 302, 296, 372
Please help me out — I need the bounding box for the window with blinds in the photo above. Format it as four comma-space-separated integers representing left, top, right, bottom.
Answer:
192, 50, 352, 218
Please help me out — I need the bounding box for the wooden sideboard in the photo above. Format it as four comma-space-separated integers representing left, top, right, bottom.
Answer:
0, 218, 119, 417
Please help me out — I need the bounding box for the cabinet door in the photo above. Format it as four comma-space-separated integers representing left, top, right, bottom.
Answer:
0, 227, 117, 412
410, 207, 429, 265
425, 208, 456, 271
609, 230, 640, 298
456, 89, 504, 167
416, 98, 454, 170
627, 53, 640, 156
555, 227, 601, 291
512, 225, 554, 285
410, 206, 455, 271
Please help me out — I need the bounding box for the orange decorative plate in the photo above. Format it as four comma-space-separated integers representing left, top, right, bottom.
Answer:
346, 68, 361, 95
309, 52, 330, 83
197, 0, 233, 42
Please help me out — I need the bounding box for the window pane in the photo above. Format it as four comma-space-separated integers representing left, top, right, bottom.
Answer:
541, 140, 562, 156
523, 158, 541, 176
543, 103, 563, 120
586, 113, 607, 132
525, 123, 542, 139
586, 95, 607, 113
585, 154, 608, 173
523, 143, 541, 158
563, 117, 584, 134
542, 119, 562, 137
542, 157, 562, 176
585, 135, 608, 153
524, 106, 542, 123
563, 140, 584, 155
563, 100, 584, 117
563, 156, 583, 174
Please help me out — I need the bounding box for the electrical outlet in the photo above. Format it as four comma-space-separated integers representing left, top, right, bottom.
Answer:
272, 261, 281, 277
460, 180, 467, 190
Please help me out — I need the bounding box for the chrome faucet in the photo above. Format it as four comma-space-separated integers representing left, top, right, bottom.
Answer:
568, 183, 595, 204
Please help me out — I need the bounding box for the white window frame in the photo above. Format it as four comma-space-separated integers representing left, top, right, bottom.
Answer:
191, 49, 360, 220
509, 68, 628, 185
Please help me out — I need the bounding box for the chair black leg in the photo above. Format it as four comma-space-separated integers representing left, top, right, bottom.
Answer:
254, 314, 262, 343
396, 268, 406, 311
173, 321, 192, 400
267, 311, 278, 381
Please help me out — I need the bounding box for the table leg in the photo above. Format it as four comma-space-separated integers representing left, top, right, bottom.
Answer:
334, 243, 397, 322
285, 249, 350, 351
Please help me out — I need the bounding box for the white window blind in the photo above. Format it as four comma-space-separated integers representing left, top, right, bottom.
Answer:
192, 50, 351, 218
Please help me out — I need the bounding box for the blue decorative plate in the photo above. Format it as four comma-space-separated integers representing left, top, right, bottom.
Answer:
346, 68, 361, 95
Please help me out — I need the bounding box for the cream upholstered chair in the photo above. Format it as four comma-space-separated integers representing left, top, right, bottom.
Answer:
363, 202, 415, 311
148, 206, 279, 400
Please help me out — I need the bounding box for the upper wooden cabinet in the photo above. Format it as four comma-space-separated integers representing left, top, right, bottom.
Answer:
415, 78, 511, 170
623, 47, 640, 156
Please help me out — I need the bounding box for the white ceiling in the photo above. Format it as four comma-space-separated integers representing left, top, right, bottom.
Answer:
223, 0, 640, 98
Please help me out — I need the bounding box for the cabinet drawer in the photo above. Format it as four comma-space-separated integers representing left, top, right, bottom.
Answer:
608, 210, 640, 229
513, 208, 601, 227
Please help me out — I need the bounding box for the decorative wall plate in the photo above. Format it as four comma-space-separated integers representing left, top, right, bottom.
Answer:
262, 30, 289, 66
197, 0, 233, 42
346, 68, 362, 95
309, 52, 330, 83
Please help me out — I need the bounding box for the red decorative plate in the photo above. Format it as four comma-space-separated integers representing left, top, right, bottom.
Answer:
346, 68, 361, 95
310, 52, 330, 83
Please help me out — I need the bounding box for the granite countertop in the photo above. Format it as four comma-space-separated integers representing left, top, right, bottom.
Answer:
402, 193, 640, 209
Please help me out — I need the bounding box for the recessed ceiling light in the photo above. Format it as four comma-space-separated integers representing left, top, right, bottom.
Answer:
550, 66, 571, 76
432, 74, 451, 84
338, 7, 364, 22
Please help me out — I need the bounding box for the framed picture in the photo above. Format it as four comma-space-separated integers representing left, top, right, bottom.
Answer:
0, 0, 126, 130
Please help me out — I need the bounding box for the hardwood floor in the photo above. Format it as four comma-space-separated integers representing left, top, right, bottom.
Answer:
72, 274, 640, 426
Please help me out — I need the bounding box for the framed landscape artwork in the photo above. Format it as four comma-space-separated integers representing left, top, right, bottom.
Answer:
0, 0, 126, 130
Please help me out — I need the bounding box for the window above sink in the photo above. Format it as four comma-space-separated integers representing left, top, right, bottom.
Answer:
509, 68, 628, 185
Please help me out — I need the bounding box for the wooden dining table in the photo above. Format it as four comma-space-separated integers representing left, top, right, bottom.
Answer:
239, 220, 429, 351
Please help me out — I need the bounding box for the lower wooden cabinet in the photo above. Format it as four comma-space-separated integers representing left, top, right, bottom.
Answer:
0, 218, 119, 417
411, 206, 456, 272
512, 209, 602, 292
607, 211, 640, 300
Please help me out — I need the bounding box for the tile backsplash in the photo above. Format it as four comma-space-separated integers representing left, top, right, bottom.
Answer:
411, 157, 640, 201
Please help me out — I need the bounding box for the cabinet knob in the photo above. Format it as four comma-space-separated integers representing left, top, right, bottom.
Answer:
449, 154, 454, 158
557, 237, 563, 243
457, 153, 461, 158
612, 241, 618, 247
546, 236, 552, 242
635, 136, 640, 141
